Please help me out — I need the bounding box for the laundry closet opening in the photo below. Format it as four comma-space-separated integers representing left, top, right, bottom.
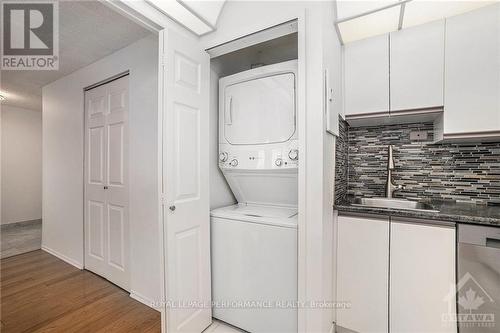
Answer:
208, 21, 300, 333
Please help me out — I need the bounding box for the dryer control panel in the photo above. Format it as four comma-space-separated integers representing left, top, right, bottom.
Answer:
219, 140, 298, 170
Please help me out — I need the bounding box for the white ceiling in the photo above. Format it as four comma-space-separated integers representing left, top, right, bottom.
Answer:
336, 0, 495, 43
1, 1, 151, 111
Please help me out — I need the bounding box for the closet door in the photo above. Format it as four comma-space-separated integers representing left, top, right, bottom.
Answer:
84, 75, 129, 291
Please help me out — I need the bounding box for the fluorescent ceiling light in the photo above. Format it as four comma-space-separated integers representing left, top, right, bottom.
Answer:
337, 0, 397, 20
403, 0, 495, 28
148, 0, 213, 35
338, 4, 400, 43
336, 0, 498, 44
179, 0, 225, 27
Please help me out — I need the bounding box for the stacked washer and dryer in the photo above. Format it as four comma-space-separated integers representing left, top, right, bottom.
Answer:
211, 60, 299, 333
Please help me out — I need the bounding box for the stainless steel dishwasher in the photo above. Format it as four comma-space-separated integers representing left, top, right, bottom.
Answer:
458, 224, 500, 333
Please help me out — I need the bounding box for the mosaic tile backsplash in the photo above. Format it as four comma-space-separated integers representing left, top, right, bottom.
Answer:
335, 118, 500, 206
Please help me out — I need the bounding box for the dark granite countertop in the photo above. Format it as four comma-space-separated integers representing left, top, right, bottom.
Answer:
335, 198, 500, 227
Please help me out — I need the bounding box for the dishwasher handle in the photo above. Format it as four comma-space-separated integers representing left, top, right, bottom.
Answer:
459, 224, 500, 246
486, 237, 500, 249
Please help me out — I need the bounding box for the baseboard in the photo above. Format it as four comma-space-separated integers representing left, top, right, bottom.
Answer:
130, 290, 161, 312
41, 245, 84, 269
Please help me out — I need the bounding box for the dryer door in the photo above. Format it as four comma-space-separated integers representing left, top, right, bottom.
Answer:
224, 73, 296, 145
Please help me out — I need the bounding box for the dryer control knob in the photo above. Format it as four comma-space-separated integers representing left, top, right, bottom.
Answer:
275, 158, 283, 167
229, 159, 238, 167
288, 149, 298, 161
219, 152, 228, 162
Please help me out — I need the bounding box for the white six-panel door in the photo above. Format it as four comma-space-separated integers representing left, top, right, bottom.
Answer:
84, 75, 130, 291
162, 28, 211, 333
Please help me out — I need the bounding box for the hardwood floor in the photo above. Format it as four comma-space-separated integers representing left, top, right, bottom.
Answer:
0, 250, 161, 333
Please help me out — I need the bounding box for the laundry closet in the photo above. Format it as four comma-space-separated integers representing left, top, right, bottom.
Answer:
207, 22, 300, 332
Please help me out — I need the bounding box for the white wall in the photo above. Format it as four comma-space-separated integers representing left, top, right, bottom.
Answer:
209, 67, 236, 209
1, 105, 42, 225
42, 34, 161, 306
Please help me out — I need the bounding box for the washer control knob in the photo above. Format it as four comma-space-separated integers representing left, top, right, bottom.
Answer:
229, 159, 238, 167
288, 149, 299, 161
219, 152, 228, 162
275, 158, 283, 167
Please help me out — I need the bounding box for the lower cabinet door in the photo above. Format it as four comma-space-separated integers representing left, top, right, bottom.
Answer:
390, 219, 457, 333
336, 215, 390, 333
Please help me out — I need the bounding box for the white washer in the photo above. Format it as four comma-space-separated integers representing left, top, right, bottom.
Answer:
211, 204, 298, 333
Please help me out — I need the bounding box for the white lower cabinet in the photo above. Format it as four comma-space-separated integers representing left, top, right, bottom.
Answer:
390, 219, 457, 333
336, 215, 389, 333
336, 215, 457, 333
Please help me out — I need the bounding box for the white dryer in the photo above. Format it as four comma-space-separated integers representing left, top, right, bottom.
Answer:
212, 60, 299, 332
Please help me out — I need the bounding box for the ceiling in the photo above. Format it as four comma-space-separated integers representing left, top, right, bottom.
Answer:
1, 1, 151, 111
336, 0, 495, 44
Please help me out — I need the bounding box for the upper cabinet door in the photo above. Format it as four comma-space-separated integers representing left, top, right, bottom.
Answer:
344, 34, 390, 116
444, 4, 500, 134
390, 20, 445, 111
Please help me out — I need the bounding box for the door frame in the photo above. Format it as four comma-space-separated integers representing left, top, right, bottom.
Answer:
202, 11, 309, 333
100, 2, 210, 332
86, 1, 172, 332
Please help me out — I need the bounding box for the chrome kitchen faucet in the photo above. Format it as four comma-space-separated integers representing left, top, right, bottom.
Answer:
386, 145, 405, 198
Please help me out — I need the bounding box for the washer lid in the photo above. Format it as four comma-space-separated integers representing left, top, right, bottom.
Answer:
211, 204, 298, 228
222, 168, 298, 207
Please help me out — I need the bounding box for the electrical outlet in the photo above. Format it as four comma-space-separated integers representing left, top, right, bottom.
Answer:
410, 130, 428, 141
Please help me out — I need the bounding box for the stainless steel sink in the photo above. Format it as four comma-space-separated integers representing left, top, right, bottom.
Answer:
352, 197, 439, 212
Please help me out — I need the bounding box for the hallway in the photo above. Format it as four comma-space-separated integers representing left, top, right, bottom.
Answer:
0, 250, 161, 332
1, 220, 42, 259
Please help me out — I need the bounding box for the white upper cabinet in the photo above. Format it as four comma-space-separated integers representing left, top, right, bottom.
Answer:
336, 215, 389, 333
390, 220, 456, 333
390, 20, 445, 112
444, 4, 500, 135
344, 34, 390, 116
